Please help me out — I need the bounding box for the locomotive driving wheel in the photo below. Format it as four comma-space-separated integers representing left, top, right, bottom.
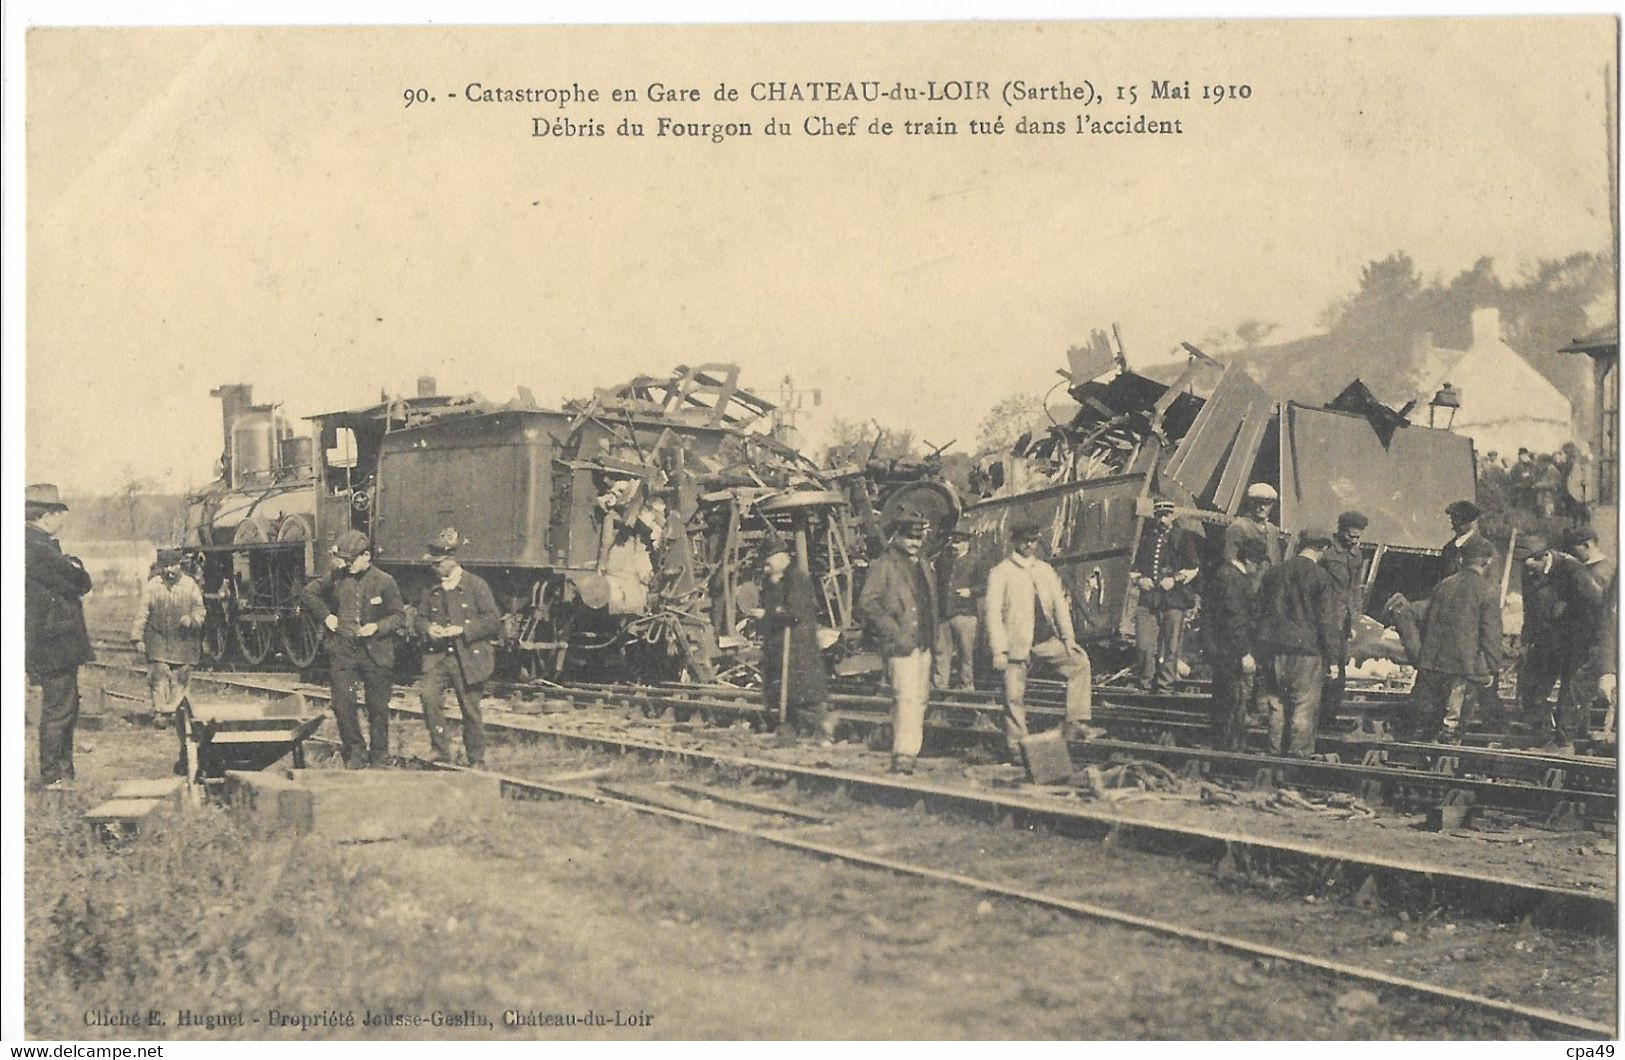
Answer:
234, 616, 274, 666
201, 598, 230, 663
276, 569, 322, 669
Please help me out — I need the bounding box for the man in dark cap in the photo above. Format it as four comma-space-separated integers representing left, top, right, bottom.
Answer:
1318, 510, 1369, 720
759, 541, 833, 743
1517, 533, 1599, 751
934, 528, 980, 690
1440, 500, 1486, 576
858, 513, 938, 774
301, 529, 405, 767
1206, 535, 1268, 750
985, 520, 1098, 763
25, 483, 94, 790
131, 547, 205, 715
1411, 535, 1503, 743
415, 527, 503, 767
1252, 527, 1342, 756
1131, 498, 1202, 692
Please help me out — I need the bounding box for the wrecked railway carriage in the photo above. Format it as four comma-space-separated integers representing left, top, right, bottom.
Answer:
957, 338, 1478, 665
184, 367, 869, 683
181, 350, 1474, 686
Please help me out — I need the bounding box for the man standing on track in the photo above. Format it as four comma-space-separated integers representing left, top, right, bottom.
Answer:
1411, 536, 1503, 744
1253, 528, 1342, 757
1131, 498, 1202, 692
132, 547, 206, 716
1223, 483, 1283, 572
25, 483, 94, 790
934, 528, 979, 690
415, 527, 502, 767
858, 513, 937, 775
1206, 536, 1268, 751
301, 529, 405, 768
759, 541, 834, 743
984, 520, 1099, 764
1517, 533, 1597, 751
1318, 510, 1368, 722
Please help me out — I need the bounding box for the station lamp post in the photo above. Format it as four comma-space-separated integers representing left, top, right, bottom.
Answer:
1429, 382, 1461, 429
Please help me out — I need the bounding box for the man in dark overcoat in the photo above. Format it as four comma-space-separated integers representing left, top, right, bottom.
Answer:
25, 483, 94, 789
1252, 528, 1342, 756
1411, 536, 1503, 743
1205, 536, 1267, 751
759, 542, 833, 742
301, 529, 405, 766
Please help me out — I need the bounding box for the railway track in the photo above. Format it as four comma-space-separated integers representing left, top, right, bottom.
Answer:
283, 729, 1615, 1038
84, 659, 1617, 938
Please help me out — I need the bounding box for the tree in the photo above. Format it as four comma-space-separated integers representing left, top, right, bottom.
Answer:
116, 467, 157, 539
821, 418, 921, 468
975, 392, 1053, 457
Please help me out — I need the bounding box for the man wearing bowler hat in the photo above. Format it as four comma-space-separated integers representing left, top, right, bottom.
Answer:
1517, 532, 1598, 751
300, 529, 405, 767
415, 527, 502, 767
25, 484, 94, 789
1440, 500, 1486, 576
131, 547, 206, 715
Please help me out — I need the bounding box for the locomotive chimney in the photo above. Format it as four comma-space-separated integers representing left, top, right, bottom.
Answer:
210, 384, 254, 461
417, 375, 437, 398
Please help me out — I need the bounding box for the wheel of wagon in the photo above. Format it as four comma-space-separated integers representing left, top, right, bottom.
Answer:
201, 601, 231, 663
234, 617, 274, 666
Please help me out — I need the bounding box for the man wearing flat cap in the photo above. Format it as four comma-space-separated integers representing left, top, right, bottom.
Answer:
1252, 527, 1342, 756
1440, 500, 1486, 577
985, 519, 1098, 763
1411, 534, 1503, 743
1223, 482, 1283, 573
1318, 511, 1369, 719
301, 529, 405, 767
131, 547, 206, 716
414, 527, 502, 767
25, 483, 94, 789
1131, 499, 1202, 692
858, 513, 938, 774
1517, 533, 1599, 751
933, 528, 980, 691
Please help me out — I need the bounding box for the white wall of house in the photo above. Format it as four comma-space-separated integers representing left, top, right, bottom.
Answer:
1416, 308, 1574, 457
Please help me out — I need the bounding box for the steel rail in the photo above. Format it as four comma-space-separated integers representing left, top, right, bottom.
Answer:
419, 756, 1614, 1039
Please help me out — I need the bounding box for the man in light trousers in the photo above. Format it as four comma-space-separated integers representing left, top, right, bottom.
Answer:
984, 520, 1100, 762
857, 514, 938, 774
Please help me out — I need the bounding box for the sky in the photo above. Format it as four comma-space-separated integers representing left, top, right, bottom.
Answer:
23, 16, 1618, 494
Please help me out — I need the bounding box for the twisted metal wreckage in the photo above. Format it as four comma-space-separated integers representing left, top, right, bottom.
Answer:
181, 341, 1474, 686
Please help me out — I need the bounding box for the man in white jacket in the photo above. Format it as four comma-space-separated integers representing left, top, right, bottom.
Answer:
985, 521, 1100, 761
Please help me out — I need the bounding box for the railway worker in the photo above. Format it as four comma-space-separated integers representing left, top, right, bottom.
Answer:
1517, 533, 1598, 751
131, 547, 206, 716
1410, 536, 1503, 745
1206, 536, 1268, 751
1223, 483, 1283, 573
415, 527, 502, 767
1318, 510, 1369, 720
25, 483, 94, 791
857, 512, 938, 774
984, 520, 1100, 764
1439, 500, 1485, 576
933, 528, 979, 690
759, 541, 834, 743
1131, 499, 1202, 692
1252, 528, 1342, 757
300, 529, 405, 768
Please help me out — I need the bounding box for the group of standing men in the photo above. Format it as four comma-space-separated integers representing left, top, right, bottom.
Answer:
857, 513, 1097, 774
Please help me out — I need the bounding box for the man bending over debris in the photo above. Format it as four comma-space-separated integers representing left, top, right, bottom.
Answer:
985, 520, 1100, 764
858, 513, 938, 774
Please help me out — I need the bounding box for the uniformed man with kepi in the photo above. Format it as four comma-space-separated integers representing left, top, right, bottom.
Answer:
1131, 499, 1202, 692
131, 547, 206, 715
301, 529, 406, 767
415, 527, 503, 767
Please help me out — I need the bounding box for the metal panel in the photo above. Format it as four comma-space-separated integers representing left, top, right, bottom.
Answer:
1162, 366, 1274, 510
1278, 403, 1476, 550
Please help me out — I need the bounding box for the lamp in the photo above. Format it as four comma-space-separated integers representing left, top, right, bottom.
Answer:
1429, 382, 1460, 429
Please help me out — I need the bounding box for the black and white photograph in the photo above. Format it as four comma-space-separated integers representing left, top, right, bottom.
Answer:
5, 8, 1620, 1045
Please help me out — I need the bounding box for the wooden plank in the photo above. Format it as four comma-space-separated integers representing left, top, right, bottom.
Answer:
84, 798, 165, 822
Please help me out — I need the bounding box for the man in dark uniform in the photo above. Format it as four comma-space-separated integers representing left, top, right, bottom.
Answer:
25, 483, 94, 790
933, 529, 979, 690
1318, 510, 1368, 722
1412, 536, 1503, 743
857, 513, 937, 774
1206, 536, 1268, 750
1253, 528, 1342, 757
1517, 533, 1598, 751
301, 529, 405, 767
415, 527, 503, 767
1131, 499, 1202, 692
1439, 500, 1485, 576
760, 542, 833, 743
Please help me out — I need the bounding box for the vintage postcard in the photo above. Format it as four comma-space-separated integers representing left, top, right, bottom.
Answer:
7, 12, 1619, 1048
